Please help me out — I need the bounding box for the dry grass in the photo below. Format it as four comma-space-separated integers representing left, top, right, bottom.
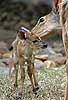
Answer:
0, 64, 66, 100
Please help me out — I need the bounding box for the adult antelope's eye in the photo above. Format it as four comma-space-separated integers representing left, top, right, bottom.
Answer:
39, 17, 44, 23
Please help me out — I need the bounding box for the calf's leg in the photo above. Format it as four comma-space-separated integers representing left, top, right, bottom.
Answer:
20, 64, 25, 88
14, 63, 18, 87
19, 58, 25, 90
27, 60, 39, 93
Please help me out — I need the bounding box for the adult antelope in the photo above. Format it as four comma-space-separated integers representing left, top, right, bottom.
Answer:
32, 0, 68, 99
58, 0, 68, 99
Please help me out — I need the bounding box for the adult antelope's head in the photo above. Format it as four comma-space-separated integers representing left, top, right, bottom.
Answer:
31, 11, 61, 39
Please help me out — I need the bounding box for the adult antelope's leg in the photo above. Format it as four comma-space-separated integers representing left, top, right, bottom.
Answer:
65, 59, 68, 100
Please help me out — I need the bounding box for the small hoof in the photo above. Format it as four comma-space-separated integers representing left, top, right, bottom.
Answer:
16, 92, 22, 100
18, 92, 22, 96
14, 83, 18, 88
33, 88, 37, 95
16, 96, 22, 100
33, 88, 36, 92
35, 84, 39, 91
35, 86, 39, 91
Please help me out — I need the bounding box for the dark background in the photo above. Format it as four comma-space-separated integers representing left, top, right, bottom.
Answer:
0, 0, 52, 31
0, 0, 60, 46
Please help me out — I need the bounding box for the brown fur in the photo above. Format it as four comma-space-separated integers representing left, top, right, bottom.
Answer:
31, 0, 68, 99
56, 0, 68, 99
13, 32, 40, 93
53, 0, 61, 11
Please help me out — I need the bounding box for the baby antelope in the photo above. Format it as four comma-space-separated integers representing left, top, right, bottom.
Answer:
10, 27, 42, 94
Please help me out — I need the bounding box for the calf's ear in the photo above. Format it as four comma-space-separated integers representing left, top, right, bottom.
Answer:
9, 46, 13, 51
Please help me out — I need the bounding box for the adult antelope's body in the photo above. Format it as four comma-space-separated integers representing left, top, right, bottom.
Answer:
59, 1, 68, 99
31, 0, 68, 99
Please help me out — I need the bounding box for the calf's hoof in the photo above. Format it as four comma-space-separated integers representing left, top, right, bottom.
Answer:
35, 86, 39, 91
35, 84, 39, 91
16, 95, 22, 100
33, 85, 39, 94
14, 83, 18, 88
33, 88, 37, 95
